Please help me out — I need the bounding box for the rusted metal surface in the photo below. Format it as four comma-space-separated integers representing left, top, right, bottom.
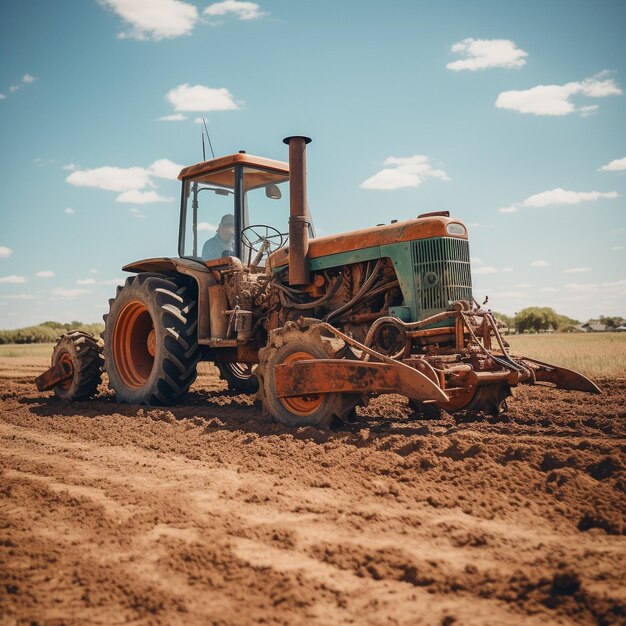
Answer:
283, 136, 311, 285
208, 284, 229, 339
269, 216, 468, 268
177, 152, 288, 182
274, 358, 448, 403
520, 357, 602, 394
35, 359, 73, 392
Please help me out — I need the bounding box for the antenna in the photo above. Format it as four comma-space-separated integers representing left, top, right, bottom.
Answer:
201, 130, 206, 161
202, 118, 215, 159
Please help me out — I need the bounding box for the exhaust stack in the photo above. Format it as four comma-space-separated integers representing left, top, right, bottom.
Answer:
283, 135, 311, 285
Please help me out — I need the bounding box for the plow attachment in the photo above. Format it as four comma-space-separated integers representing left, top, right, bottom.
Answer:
516, 356, 602, 394
274, 359, 449, 403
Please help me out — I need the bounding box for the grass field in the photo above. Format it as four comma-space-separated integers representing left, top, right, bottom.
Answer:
0, 334, 623, 379
0, 343, 56, 359
507, 332, 626, 378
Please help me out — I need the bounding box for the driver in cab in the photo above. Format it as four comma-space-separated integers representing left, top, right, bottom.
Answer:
202, 214, 235, 261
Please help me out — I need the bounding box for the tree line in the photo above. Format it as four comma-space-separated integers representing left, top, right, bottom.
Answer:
0, 321, 104, 344
491, 308, 625, 334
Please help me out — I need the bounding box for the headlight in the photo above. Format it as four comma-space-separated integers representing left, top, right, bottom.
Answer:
446, 223, 466, 236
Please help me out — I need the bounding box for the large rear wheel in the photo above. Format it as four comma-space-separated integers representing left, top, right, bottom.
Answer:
102, 273, 200, 405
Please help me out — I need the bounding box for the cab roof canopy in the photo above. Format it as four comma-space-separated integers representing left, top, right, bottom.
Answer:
177, 152, 289, 190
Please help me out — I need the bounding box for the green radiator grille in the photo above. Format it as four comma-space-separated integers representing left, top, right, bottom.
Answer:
411, 237, 472, 315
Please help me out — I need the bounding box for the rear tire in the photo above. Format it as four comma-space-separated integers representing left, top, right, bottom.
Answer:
52, 331, 103, 400
102, 273, 200, 405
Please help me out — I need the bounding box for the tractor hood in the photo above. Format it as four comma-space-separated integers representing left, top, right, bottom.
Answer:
269, 214, 468, 268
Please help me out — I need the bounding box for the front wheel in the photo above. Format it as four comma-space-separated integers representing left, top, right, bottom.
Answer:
102, 273, 200, 405
257, 322, 360, 428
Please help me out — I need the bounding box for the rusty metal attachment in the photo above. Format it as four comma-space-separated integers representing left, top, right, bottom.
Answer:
35, 358, 73, 392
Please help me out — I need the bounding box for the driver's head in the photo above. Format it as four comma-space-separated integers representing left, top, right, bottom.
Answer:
217, 213, 235, 241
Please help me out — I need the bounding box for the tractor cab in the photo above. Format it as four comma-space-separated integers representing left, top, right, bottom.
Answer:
177, 152, 313, 268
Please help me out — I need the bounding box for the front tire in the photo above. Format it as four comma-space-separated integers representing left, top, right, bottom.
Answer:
257, 322, 360, 428
102, 273, 200, 405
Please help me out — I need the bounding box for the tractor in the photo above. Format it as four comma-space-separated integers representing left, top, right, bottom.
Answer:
36, 136, 601, 427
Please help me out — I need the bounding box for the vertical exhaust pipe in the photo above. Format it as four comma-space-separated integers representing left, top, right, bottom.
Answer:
283, 135, 311, 285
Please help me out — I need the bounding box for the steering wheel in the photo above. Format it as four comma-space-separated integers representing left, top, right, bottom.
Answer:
241, 225, 287, 258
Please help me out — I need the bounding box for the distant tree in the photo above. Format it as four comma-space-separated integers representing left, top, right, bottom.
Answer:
514, 307, 560, 333
598, 315, 624, 329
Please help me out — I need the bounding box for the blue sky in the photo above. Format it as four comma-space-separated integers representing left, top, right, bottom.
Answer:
1, 0, 625, 329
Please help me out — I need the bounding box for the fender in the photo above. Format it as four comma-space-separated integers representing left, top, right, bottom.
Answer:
122, 257, 218, 341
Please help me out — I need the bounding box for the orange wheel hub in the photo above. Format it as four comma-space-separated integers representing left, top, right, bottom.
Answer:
112, 300, 155, 388
279, 351, 323, 416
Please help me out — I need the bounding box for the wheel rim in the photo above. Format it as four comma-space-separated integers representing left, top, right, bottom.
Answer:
112, 300, 155, 388
57, 351, 74, 390
279, 351, 324, 417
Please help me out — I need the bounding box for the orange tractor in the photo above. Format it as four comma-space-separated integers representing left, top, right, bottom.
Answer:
36, 136, 600, 427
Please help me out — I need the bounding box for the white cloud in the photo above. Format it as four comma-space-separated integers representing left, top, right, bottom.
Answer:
99, 0, 198, 40
166, 83, 240, 112
473, 266, 498, 275
116, 190, 171, 204
599, 157, 626, 172
613, 246, 623, 251
360, 155, 450, 190
89, 269, 99, 274
501, 267, 513, 272
129, 207, 146, 219
580, 105, 598, 117
0, 275, 26, 284
1, 294, 34, 300
64, 207, 75, 214
531, 260, 550, 267
0, 94, 5, 100
204, 1, 265, 20
515, 283, 531, 288
22, 73, 36, 83
495, 73, 622, 116
50, 287, 90, 298
0, 246, 12, 258
523, 188, 618, 207
62, 163, 79, 171
564, 267, 591, 273
500, 188, 618, 213
9, 85, 20, 94
158, 113, 187, 121
540, 287, 559, 293
198, 222, 218, 232
149, 158, 183, 180
66, 161, 177, 204
36, 271, 54, 278
447, 38, 527, 71
471, 257, 483, 265
76, 278, 96, 285
67, 166, 152, 192
100, 278, 125, 285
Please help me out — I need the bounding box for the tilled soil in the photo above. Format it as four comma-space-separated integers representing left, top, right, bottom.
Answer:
0, 355, 625, 626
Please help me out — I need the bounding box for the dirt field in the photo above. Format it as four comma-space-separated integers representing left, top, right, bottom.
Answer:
1, 353, 625, 626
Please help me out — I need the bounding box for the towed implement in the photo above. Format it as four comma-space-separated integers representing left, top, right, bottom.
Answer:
36, 136, 600, 427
